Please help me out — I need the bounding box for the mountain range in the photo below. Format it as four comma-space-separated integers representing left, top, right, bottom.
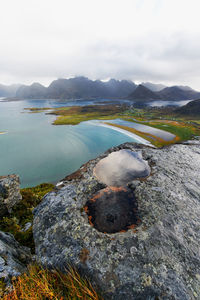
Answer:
128, 84, 200, 101
0, 84, 21, 97
16, 77, 137, 100
1, 76, 200, 102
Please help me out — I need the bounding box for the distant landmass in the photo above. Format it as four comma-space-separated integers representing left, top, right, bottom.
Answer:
1, 76, 200, 102
157, 86, 200, 101
16, 77, 137, 100
127, 85, 200, 102
142, 82, 195, 93
127, 84, 161, 101
176, 99, 200, 116
16, 83, 47, 99
0, 84, 21, 97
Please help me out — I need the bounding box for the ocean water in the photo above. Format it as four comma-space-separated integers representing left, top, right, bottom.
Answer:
0, 99, 145, 187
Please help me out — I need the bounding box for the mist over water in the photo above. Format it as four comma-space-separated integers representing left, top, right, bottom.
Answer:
149, 100, 192, 107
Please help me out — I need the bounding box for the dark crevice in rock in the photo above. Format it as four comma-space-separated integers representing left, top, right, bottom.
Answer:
84, 187, 139, 233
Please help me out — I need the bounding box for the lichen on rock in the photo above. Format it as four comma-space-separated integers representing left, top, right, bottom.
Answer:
33, 139, 200, 299
0, 231, 31, 285
0, 175, 22, 217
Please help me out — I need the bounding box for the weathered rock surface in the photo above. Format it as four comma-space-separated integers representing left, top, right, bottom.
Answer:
0, 231, 31, 284
0, 175, 22, 217
33, 139, 200, 299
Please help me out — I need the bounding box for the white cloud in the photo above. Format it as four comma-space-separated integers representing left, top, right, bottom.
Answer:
0, 0, 200, 89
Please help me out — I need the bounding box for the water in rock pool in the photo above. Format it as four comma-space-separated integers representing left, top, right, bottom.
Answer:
0, 99, 148, 187
93, 149, 151, 186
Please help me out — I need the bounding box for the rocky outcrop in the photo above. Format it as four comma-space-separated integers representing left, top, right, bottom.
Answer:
33, 139, 200, 299
0, 231, 31, 284
0, 175, 22, 217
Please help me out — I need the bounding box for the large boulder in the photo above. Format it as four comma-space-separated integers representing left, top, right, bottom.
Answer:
33, 140, 200, 299
0, 175, 22, 217
0, 231, 31, 284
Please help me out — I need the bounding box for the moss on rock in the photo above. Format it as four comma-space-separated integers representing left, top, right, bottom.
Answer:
0, 183, 54, 252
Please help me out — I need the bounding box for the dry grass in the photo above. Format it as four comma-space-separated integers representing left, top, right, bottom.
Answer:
2, 264, 102, 300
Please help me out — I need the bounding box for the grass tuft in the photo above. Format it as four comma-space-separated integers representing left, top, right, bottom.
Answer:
2, 264, 102, 300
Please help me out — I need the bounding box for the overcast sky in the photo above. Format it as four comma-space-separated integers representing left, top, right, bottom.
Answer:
0, 0, 200, 89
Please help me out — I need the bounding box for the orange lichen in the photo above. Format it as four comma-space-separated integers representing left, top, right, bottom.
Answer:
88, 215, 94, 226
90, 194, 99, 202
109, 186, 127, 192
84, 206, 89, 213
128, 224, 136, 230
79, 248, 90, 263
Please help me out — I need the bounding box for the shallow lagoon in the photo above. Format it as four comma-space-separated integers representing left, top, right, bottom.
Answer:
106, 119, 176, 141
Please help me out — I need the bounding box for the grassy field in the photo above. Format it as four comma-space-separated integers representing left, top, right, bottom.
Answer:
118, 118, 200, 145
49, 105, 126, 125
24, 107, 52, 113
140, 120, 200, 141
24, 105, 126, 124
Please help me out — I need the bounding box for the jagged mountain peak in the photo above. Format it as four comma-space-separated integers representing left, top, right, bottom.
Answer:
128, 84, 160, 101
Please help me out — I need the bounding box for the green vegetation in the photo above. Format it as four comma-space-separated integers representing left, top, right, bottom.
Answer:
115, 107, 200, 145
0, 183, 54, 252
47, 105, 127, 125
141, 121, 200, 141
2, 264, 102, 300
0, 279, 6, 298
24, 107, 52, 113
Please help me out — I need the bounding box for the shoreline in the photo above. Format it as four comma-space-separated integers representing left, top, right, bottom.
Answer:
104, 122, 179, 147
93, 121, 153, 147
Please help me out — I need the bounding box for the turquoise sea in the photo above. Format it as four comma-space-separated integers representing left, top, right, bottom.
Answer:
0, 99, 145, 187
